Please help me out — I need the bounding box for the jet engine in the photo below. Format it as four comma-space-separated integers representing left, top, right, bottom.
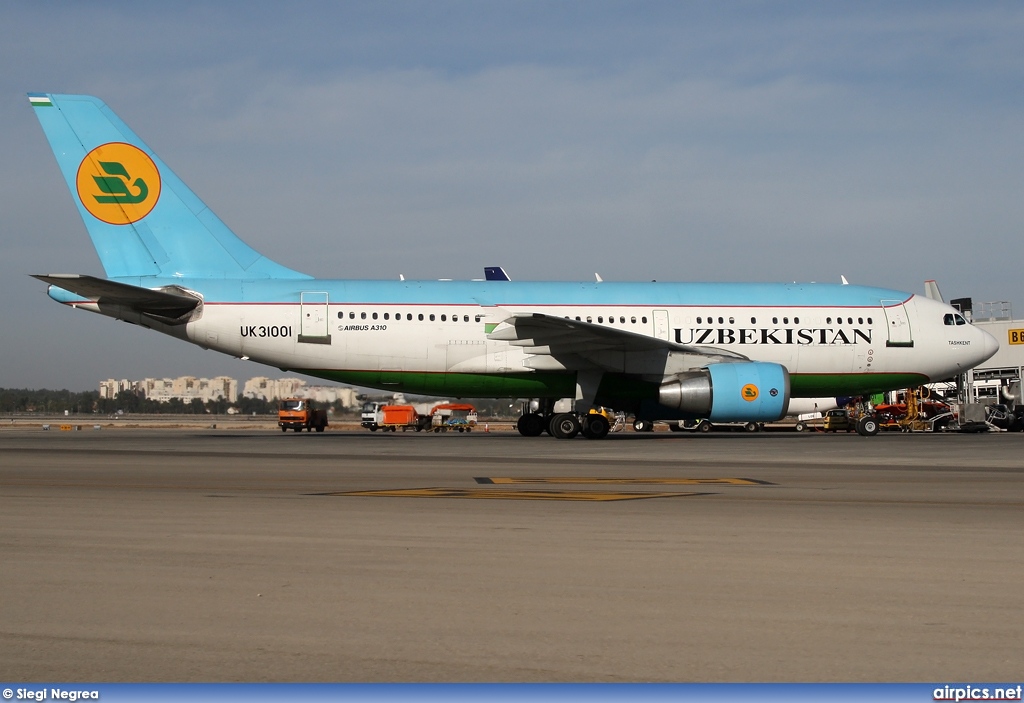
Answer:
658, 361, 790, 422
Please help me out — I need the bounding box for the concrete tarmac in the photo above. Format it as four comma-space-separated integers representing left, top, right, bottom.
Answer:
1, 427, 1022, 681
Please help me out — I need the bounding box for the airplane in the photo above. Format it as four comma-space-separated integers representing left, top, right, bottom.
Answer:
27, 93, 999, 439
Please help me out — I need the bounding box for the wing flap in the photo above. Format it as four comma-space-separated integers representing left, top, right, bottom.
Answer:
488, 311, 746, 375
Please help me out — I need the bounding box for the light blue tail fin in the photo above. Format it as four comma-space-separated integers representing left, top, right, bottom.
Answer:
28, 93, 310, 280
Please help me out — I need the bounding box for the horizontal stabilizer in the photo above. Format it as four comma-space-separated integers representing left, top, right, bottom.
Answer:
32, 274, 200, 322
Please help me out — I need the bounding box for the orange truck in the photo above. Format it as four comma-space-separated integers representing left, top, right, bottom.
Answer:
278, 398, 328, 432
372, 404, 428, 432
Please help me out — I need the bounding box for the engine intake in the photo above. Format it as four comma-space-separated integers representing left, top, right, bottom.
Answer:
658, 361, 791, 422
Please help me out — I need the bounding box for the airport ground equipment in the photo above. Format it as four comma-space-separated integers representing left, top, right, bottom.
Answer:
372, 405, 426, 432
429, 403, 478, 432
278, 398, 328, 433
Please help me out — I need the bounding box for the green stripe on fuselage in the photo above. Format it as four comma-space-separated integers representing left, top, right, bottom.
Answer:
297, 369, 927, 403
789, 373, 928, 397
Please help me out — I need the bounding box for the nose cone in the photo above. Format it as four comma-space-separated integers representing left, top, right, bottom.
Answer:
977, 327, 999, 365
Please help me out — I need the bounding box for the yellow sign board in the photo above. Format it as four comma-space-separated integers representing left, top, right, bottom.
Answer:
1009, 329, 1024, 345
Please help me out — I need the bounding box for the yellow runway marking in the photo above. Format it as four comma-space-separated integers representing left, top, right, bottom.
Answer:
317, 488, 709, 501
474, 477, 773, 486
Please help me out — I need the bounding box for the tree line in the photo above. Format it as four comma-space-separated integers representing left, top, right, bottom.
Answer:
0, 388, 284, 415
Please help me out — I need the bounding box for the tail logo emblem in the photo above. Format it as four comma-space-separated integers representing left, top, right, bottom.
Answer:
741, 384, 759, 402
76, 142, 161, 225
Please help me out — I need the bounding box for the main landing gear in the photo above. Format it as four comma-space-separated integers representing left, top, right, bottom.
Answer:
515, 411, 611, 440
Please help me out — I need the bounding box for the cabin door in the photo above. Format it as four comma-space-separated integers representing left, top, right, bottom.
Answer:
653, 310, 670, 341
299, 291, 331, 344
881, 300, 913, 347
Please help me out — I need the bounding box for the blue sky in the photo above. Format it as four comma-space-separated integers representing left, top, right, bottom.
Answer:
2, 2, 1022, 391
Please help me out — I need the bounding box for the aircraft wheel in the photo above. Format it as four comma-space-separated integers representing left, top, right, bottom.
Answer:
550, 413, 581, 439
632, 419, 654, 432
856, 416, 880, 436
581, 414, 610, 439
517, 413, 545, 437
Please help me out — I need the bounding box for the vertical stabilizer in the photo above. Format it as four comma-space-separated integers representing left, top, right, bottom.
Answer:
29, 93, 310, 280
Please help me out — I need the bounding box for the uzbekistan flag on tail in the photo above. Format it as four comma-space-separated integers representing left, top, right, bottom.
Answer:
28, 93, 53, 107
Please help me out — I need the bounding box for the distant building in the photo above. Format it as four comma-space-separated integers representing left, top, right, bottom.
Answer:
100, 376, 238, 403
242, 377, 307, 401
100, 375, 357, 408
242, 377, 358, 407
99, 379, 136, 400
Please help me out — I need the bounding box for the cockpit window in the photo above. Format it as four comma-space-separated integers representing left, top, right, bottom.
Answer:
944, 314, 954, 326
944, 313, 968, 326
954, 314, 967, 325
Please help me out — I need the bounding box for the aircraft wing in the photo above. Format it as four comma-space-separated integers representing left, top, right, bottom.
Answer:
32, 274, 201, 321
488, 311, 746, 373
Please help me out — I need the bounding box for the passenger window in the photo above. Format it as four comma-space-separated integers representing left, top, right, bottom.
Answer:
361, 312, 367, 320
441, 314, 446, 322
867, 317, 872, 324
407, 314, 413, 320
384, 313, 389, 320
372, 312, 378, 320
642, 316, 648, 324
418, 314, 424, 321
783, 317, 788, 324
773, 317, 778, 324
337, 311, 343, 319
598, 316, 603, 323
794, 317, 799, 324
631, 317, 636, 324
429, 314, 435, 321
620, 316, 625, 323
349, 312, 355, 319
826, 317, 831, 324
729, 317, 735, 324
475, 315, 482, 322
750, 317, 756, 324
464, 315, 469, 322
697, 317, 702, 324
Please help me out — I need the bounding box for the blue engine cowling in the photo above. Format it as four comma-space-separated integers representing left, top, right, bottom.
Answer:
658, 361, 791, 422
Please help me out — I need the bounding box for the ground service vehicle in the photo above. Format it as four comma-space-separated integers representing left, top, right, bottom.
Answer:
360, 401, 383, 430
375, 405, 427, 432
278, 398, 328, 432
429, 403, 478, 432
823, 409, 854, 433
